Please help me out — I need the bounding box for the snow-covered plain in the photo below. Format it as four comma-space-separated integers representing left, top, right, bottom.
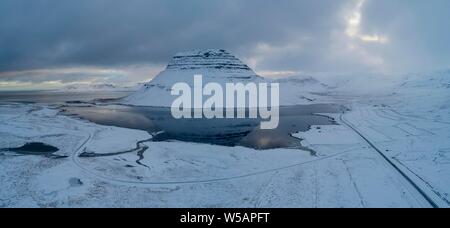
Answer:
1, 70, 449, 207
318, 69, 450, 207
0, 104, 434, 207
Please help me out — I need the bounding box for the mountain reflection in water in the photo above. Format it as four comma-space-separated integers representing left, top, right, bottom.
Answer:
62, 104, 344, 150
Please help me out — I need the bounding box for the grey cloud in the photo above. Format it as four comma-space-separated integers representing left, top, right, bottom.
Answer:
359, 0, 450, 72
0, 70, 121, 84
0, 0, 346, 72
0, 0, 449, 81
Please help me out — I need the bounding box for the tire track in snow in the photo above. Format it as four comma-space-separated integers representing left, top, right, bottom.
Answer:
71, 141, 361, 186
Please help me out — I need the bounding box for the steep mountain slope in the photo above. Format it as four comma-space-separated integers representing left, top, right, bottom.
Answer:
122, 49, 330, 107
122, 49, 264, 107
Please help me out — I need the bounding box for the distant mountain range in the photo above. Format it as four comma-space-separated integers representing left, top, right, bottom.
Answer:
59, 83, 143, 92
398, 69, 450, 90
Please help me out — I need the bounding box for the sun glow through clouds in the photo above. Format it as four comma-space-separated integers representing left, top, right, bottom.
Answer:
346, 0, 388, 44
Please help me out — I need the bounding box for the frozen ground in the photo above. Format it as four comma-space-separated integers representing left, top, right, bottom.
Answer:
322, 70, 450, 207
0, 99, 447, 207
0, 70, 448, 208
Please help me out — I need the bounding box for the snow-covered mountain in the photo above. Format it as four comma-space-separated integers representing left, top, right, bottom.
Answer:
59, 83, 142, 92
122, 49, 326, 107
122, 49, 265, 107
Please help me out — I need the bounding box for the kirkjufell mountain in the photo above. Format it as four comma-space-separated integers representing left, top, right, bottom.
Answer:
122, 49, 264, 107
122, 49, 327, 107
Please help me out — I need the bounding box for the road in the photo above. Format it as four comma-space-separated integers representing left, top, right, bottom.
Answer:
340, 112, 438, 208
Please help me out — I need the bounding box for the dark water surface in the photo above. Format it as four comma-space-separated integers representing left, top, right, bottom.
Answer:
0, 91, 131, 104
0, 91, 345, 150
2, 142, 60, 156
62, 104, 344, 150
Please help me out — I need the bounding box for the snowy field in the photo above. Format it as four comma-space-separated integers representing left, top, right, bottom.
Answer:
0, 95, 448, 207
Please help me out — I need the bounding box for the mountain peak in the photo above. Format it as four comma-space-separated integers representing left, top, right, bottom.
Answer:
173, 49, 229, 57
167, 49, 252, 72
122, 49, 262, 107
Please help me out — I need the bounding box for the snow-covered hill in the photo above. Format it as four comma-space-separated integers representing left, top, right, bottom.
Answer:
392, 69, 450, 122
274, 75, 330, 105
399, 69, 450, 90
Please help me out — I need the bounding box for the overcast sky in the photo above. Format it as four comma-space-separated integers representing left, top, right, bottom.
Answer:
1, 0, 449, 89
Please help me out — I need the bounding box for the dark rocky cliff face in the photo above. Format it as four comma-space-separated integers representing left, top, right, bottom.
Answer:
166, 49, 252, 72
